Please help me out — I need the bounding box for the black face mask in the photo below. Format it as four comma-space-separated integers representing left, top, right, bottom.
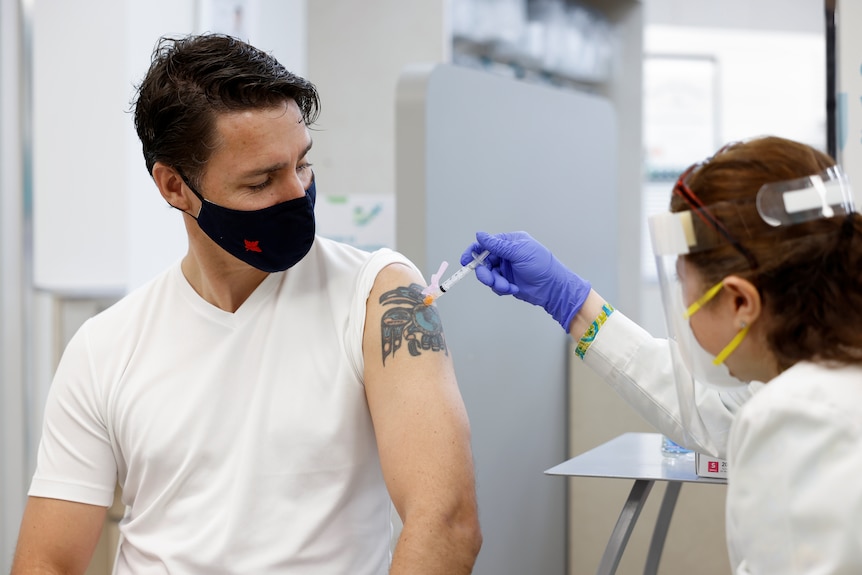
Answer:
180, 173, 316, 273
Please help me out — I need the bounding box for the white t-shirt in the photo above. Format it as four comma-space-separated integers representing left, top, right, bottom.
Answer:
726, 361, 862, 574
30, 237, 417, 575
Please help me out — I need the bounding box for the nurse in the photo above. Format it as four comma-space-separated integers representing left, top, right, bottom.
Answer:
464, 136, 862, 571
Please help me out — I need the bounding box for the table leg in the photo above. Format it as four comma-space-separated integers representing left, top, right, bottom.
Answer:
643, 481, 682, 575
596, 479, 654, 575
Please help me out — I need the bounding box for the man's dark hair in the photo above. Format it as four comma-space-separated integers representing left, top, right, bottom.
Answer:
133, 34, 320, 186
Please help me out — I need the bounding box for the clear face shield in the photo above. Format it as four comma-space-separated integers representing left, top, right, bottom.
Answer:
648, 166, 855, 452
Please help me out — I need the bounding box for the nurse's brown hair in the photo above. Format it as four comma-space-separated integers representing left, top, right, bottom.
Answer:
670, 136, 862, 371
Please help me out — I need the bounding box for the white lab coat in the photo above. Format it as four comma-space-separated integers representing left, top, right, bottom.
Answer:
582, 309, 752, 458
726, 361, 862, 574
584, 312, 862, 573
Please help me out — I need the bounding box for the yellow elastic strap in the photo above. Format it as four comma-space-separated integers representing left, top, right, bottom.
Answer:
712, 324, 750, 365
685, 281, 724, 319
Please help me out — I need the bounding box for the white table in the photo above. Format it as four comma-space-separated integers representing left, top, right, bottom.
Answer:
545, 432, 726, 575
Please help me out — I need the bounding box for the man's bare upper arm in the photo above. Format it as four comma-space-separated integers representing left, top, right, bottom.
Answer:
12, 496, 107, 575
362, 262, 476, 518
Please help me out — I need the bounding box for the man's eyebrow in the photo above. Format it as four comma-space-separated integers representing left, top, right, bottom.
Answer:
239, 140, 313, 179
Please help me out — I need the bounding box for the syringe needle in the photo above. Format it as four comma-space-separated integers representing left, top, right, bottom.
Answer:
423, 250, 490, 306
439, 250, 490, 292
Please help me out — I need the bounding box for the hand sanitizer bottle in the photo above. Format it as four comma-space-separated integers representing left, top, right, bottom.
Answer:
661, 435, 693, 456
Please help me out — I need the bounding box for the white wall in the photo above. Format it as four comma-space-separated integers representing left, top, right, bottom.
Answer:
0, 0, 27, 568
33, 0, 130, 293
32, 0, 307, 295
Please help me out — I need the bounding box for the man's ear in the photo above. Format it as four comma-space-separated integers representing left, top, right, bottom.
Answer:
721, 275, 762, 328
152, 162, 193, 212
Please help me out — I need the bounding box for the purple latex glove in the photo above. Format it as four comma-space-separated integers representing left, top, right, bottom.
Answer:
461, 231, 591, 333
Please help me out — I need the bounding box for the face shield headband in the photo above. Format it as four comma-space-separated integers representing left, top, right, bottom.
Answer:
648, 165, 854, 452
667, 165, 854, 256
672, 158, 760, 270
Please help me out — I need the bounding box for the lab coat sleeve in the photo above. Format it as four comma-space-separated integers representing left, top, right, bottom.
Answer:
581, 309, 751, 458
726, 378, 862, 574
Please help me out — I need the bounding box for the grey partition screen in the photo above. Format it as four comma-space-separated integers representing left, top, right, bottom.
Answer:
395, 63, 618, 574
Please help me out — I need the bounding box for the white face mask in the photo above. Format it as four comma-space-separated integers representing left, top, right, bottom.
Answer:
676, 323, 749, 390
680, 279, 750, 390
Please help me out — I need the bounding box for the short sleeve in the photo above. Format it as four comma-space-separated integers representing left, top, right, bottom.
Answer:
29, 322, 118, 507
344, 248, 420, 382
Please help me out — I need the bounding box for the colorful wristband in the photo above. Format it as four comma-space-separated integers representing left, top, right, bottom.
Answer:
575, 303, 614, 360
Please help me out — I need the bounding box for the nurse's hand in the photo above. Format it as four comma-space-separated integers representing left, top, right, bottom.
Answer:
461, 231, 591, 333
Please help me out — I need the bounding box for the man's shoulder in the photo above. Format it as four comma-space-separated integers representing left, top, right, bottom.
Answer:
314, 235, 388, 262
84, 263, 181, 335
311, 236, 417, 280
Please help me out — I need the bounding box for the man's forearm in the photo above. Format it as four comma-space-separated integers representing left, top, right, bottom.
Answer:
389, 514, 482, 574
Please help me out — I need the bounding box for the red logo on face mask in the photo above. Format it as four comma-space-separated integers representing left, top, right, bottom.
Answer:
244, 240, 262, 253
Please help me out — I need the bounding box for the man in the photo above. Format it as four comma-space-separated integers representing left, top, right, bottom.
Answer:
12, 34, 481, 574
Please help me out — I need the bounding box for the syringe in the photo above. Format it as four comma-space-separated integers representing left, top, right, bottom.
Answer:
422, 250, 490, 306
